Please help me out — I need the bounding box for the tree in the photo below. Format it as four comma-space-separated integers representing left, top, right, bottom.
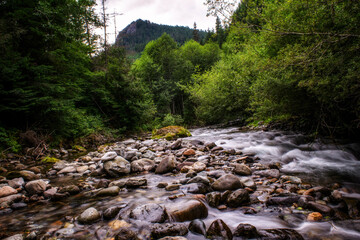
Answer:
193, 22, 200, 42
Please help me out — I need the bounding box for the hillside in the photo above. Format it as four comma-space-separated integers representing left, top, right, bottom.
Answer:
115, 19, 206, 53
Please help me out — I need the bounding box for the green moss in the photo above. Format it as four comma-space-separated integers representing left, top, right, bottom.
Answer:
72, 145, 86, 152
41, 156, 60, 163
152, 126, 191, 140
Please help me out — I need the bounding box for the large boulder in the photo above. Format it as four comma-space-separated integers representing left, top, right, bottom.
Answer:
211, 174, 244, 191
155, 156, 176, 174
166, 199, 208, 222
104, 156, 131, 177
131, 158, 155, 172
152, 126, 191, 140
233, 223, 259, 239
78, 207, 101, 224
25, 180, 47, 195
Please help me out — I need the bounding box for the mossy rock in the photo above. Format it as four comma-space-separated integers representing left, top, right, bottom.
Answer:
72, 145, 86, 152
41, 156, 61, 163
152, 126, 191, 140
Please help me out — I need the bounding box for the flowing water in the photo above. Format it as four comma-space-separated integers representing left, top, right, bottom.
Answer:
1, 127, 360, 239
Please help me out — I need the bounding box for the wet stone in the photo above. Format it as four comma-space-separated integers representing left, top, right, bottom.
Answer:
103, 204, 127, 219
233, 223, 259, 239
130, 203, 166, 223
258, 229, 304, 240
226, 189, 250, 208
189, 219, 207, 236
19, 170, 39, 181
151, 223, 188, 239
0, 186, 17, 198
7, 178, 24, 189
126, 178, 147, 188
157, 182, 168, 188
78, 207, 101, 224
233, 163, 252, 176
266, 195, 300, 206
25, 180, 47, 195
166, 199, 208, 222
254, 169, 280, 179
187, 176, 210, 185
3, 234, 24, 240
104, 156, 131, 177
155, 156, 176, 174
115, 228, 138, 240
131, 158, 155, 172
166, 184, 181, 191
206, 219, 232, 240
96, 186, 120, 197
211, 174, 244, 191
101, 151, 118, 161
11, 202, 27, 209
206, 192, 222, 208
180, 183, 212, 194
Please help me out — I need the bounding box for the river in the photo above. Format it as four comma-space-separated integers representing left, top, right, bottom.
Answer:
1, 127, 359, 239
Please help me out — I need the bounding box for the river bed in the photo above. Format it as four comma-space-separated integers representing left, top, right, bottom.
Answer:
0, 127, 360, 239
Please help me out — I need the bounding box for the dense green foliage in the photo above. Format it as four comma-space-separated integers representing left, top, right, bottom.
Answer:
189, 0, 360, 137
131, 34, 220, 124
115, 19, 207, 53
0, 0, 155, 151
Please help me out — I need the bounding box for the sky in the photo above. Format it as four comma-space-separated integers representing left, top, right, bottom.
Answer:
95, 0, 218, 44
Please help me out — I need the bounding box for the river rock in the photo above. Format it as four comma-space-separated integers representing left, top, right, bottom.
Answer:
8, 177, 25, 189
11, 202, 27, 209
124, 150, 137, 161
143, 151, 155, 159
258, 229, 304, 240
166, 199, 208, 222
109, 179, 127, 188
211, 174, 244, 191
58, 166, 77, 174
281, 175, 302, 184
226, 189, 250, 207
254, 169, 280, 178
96, 186, 120, 197
206, 192, 222, 208
101, 151, 117, 161
58, 185, 80, 195
206, 219, 232, 239
192, 162, 206, 172
3, 234, 24, 240
0, 186, 17, 198
267, 195, 300, 206
104, 156, 131, 177
188, 176, 210, 185
205, 142, 216, 149
76, 165, 89, 173
166, 184, 181, 191
25, 180, 47, 195
131, 159, 155, 172
130, 203, 166, 223
158, 237, 187, 240
43, 187, 57, 199
155, 156, 176, 174
126, 178, 147, 188
170, 139, 182, 150
307, 201, 333, 215
19, 170, 39, 181
151, 223, 188, 239
183, 149, 196, 156
180, 183, 212, 194
0, 194, 22, 206
189, 219, 206, 236
307, 212, 323, 221
114, 228, 138, 240
233, 223, 259, 239
240, 177, 256, 190
104, 204, 127, 219
78, 207, 101, 224
233, 163, 252, 176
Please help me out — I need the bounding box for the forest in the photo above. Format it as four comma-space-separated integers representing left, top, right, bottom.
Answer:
0, 0, 359, 153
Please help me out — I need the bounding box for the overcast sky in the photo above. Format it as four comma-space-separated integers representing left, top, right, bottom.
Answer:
95, 0, 217, 43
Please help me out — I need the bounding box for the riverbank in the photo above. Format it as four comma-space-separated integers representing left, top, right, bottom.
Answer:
0, 127, 360, 239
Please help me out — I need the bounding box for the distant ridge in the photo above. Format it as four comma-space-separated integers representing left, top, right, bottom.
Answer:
115, 19, 206, 53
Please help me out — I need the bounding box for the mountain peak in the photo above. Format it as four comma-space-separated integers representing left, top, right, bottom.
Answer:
115, 19, 206, 53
